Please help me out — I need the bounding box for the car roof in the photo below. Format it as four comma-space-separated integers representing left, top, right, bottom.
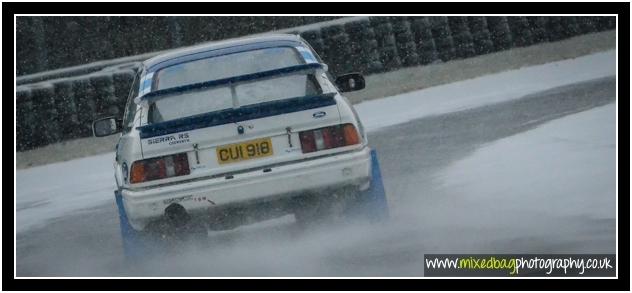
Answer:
142, 34, 305, 73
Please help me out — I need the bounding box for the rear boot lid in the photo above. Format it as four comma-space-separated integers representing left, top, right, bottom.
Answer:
137, 92, 341, 181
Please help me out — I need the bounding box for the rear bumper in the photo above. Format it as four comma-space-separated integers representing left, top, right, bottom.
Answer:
121, 146, 372, 230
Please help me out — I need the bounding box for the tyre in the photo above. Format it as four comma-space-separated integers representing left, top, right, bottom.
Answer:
292, 190, 350, 228
206, 206, 253, 231
293, 150, 390, 227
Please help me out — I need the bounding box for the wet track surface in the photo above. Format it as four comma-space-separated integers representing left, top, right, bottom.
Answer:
16, 76, 616, 276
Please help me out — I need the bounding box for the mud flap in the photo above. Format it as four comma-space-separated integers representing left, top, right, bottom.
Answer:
115, 190, 153, 261
347, 149, 390, 222
365, 149, 390, 221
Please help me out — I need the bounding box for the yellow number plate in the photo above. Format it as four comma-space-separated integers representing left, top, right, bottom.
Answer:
216, 137, 274, 164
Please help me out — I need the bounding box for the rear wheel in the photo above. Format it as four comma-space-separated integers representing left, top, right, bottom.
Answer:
292, 186, 360, 227
292, 194, 333, 227
206, 206, 246, 231
342, 183, 388, 223
292, 150, 389, 227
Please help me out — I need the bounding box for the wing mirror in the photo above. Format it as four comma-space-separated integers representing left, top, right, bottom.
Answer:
92, 117, 122, 137
335, 73, 366, 92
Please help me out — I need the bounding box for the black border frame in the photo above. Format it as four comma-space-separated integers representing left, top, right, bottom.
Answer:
5, 1, 629, 291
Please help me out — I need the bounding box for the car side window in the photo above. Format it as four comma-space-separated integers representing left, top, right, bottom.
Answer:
122, 72, 141, 134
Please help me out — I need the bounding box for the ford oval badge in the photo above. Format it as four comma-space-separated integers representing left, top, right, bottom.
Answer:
313, 111, 326, 118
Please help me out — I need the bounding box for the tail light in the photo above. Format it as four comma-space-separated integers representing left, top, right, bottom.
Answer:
130, 153, 190, 183
299, 123, 361, 153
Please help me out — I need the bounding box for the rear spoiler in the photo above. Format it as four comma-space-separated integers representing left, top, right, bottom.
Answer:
135, 63, 326, 104
137, 92, 337, 139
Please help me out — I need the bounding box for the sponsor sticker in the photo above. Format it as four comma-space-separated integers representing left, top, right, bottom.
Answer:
163, 195, 192, 205
296, 46, 318, 64
146, 132, 190, 146
140, 72, 154, 96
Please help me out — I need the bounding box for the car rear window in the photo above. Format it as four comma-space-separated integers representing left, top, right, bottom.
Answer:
153, 47, 304, 91
147, 73, 323, 124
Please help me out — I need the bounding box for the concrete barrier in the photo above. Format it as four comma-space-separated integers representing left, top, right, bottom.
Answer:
15, 16, 616, 151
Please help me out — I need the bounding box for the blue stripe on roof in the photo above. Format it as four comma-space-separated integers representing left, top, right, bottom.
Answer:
137, 93, 337, 139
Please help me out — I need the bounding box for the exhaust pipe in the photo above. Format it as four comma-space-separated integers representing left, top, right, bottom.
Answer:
164, 203, 191, 228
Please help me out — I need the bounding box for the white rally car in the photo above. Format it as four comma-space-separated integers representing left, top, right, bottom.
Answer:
93, 34, 387, 240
